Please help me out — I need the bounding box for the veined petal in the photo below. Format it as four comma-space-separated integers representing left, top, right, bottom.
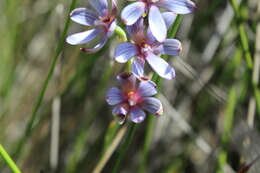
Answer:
80, 36, 108, 53
138, 81, 157, 97
121, 2, 145, 25
130, 106, 146, 123
146, 52, 175, 80
148, 5, 167, 42
117, 72, 136, 93
157, 0, 196, 14
146, 28, 156, 45
162, 12, 177, 29
132, 58, 145, 78
115, 42, 138, 63
89, 0, 108, 16
107, 20, 117, 37
126, 18, 144, 37
66, 29, 100, 45
141, 97, 163, 115
112, 104, 129, 125
160, 39, 182, 55
70, 8, 98, 26
106, 87, 123, 105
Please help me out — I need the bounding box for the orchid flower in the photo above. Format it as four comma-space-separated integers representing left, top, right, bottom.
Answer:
121, 0, 196, 42
66, 0, 117, 52
106, 72, 163, 124
115, 18, 181, 80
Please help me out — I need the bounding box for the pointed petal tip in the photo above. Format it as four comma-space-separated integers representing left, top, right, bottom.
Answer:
157, 0, 196, 14
165, 69, 176, 80
188, 0, 197, 9
155, 107, 163, 116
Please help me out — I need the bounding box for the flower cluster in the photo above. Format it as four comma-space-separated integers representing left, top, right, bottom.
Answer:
66, 0, 195, 124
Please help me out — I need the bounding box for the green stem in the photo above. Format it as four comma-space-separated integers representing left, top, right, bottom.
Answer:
229, 0, 253, 69
139, 15, 183, 173
139, 116, 155, 173
115, 26, 127, 42
111, 25, 137, 173
0, 144, 22, 173
12, 0, 78, 159
112, 123, 137, 173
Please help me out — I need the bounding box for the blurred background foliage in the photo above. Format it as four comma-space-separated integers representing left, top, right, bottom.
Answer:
1, 0, 260, 172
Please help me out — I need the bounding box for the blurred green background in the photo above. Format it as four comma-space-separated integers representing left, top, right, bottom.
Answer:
1, 0, 260, 172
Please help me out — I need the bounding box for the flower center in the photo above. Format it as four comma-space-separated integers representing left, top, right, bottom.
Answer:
100, 16, 113, 24
140, 43, 152, 55
127, 91, 140, 106
95, 15, 114, 29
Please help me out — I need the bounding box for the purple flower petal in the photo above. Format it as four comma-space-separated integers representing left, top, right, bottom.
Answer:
80, 36, 108, 53
148, 5, 167, 42
112, 104, 129, 125
70, 8, 98, 26
66, 29, 100, 45
157, 0, 196, 14
111, 0, 118, 16
138, 81, 157, 97
115, 42, 138, 63
146, 52, 175, 80
160, 39, 182, 55
162, 12, 177, 29
141, 97, 163, 116
146, 28, 156, 45
107, 20, 117, 37
117, 72, 136, 93
130, 106, 146, 123
121, 2, 145, 25
106, 87, 123, 105
89, 0, 108, 16
126, 18, 144, 38
132, 57, 145, 78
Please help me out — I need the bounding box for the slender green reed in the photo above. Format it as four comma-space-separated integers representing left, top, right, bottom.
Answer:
12, 0, 78, 159
0, 144, 22, 173
216, 87, 236, 173
139, 15, 183, 173
229, 0, 253, 69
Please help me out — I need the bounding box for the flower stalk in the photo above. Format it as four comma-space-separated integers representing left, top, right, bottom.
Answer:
0, 144, 22, 173
140, 14, 183, 173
